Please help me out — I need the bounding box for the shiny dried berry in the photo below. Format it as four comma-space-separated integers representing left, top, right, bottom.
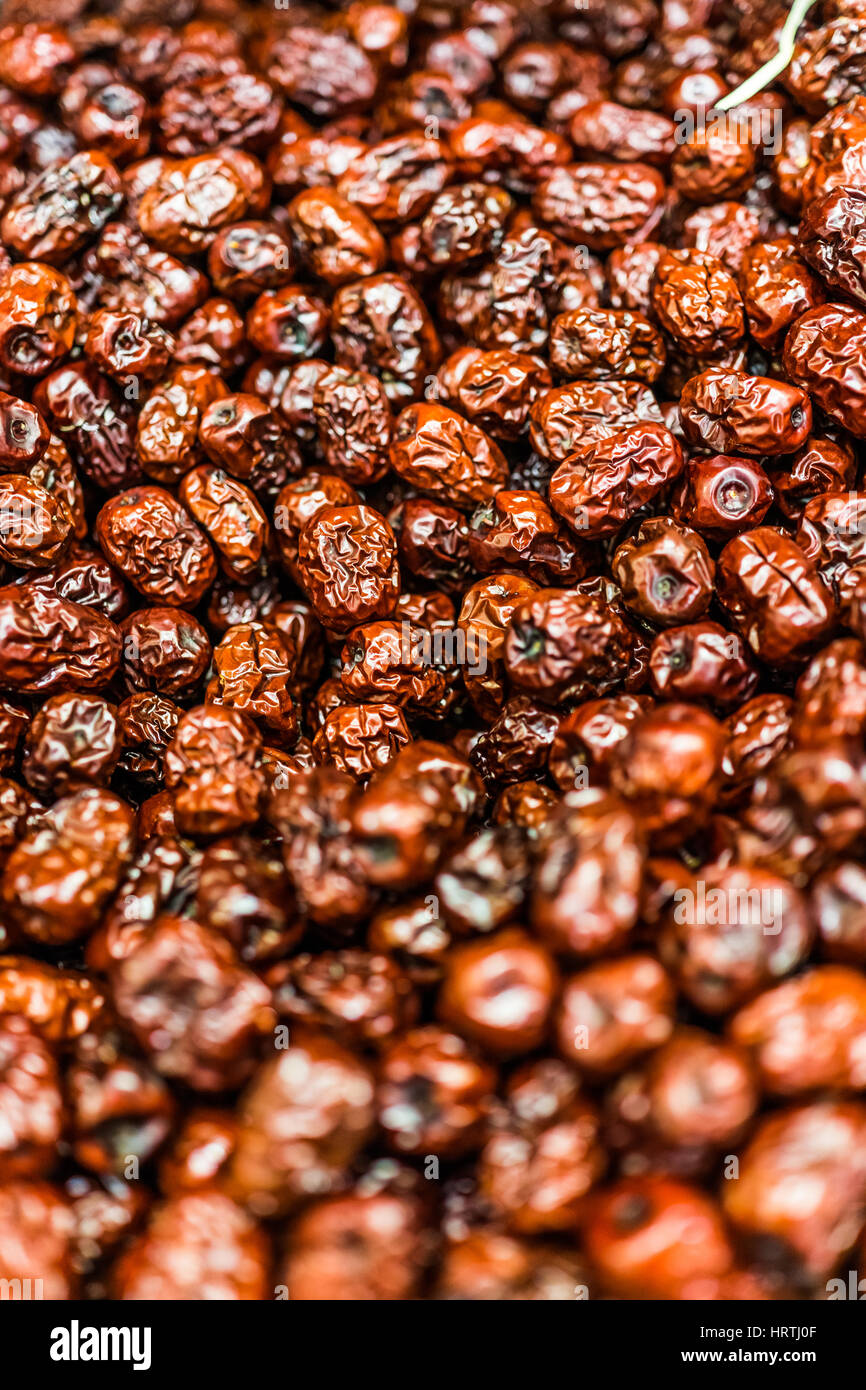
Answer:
288, 186, 387, 286
504, 587, 633, 703
2, 151, 122, 264
120, 607, 210, 698
784, 304, 866, 438
1, 786, 135, 945
0, 1014, 62, 1180
164, 704, 264, 840
550, 308, 664, 384
717, 529, 836, 665
0, 262, 77, 378
229, 1028, 375, 1216
612, 518, 715, 629
740, 238, 824, 349
330, 273, 441, 405
438, 927, 558, 1057
533, 162, 665, 250
23, 693, 120, 795
652, 249, 745, 357
391, 402, 507, 509
209, 623, 296, 743
138, 151, 267, 255
178, 465, 267, 584
680, 369, 812, 457
111, 915, 273, 1092
549, 423, 684, 538
0, 583, 120, 694
312, 367, 392, 486
96, 487, 216, 609
112, 1189, 270, 1300
297, 504, 400, 634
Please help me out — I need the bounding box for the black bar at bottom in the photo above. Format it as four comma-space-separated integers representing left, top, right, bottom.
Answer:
0, 1295, 856, 1377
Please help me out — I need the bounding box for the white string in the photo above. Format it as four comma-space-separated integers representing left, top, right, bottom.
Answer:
715, 0, 821, 110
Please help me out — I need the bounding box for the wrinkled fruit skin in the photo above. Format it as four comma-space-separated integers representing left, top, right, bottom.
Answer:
0, 0, 863, 1310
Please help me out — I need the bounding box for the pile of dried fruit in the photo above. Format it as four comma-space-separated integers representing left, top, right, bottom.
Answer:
1, 0, 866, 1301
